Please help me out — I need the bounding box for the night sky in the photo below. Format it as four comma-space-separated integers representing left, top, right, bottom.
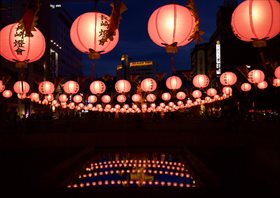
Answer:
63, 0, 231, 78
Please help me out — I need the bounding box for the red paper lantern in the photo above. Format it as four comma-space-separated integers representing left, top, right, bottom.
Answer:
166, 76, 182, 90
117, 94, 126, 103
73, 95, 83, 103
101, 95, 111, 103
90, 80, 106, 95
29, 92, 40, 102
176, 91, 186, 100
275, 66, 280, 79
148, 4, 195, 53
273, 78, 280, 87
0, 23, 45, 68
59, 94, 68, 103
146, 93, 157, 102
241, 83, 252, 92
231, 0, 280, 43
39, 81, 55, 95
206, 88, 217, 97
257, 81, 268, 89
162, 92, 171, 101
222, 86, 232, 95
132, 94, 142, 103
2, 90, 12, 98
0, 80, 5, 92
192, 90, 202, 98
193, 74, 209, 88
63, 80, 79, 94
220, 72, 237, 86
13, 81, 30, 94
248, 70, 265, 84
141, 78, 157, 92
115, 79, 131, 93
87, 95, 97, 104
70, 12, 119, 59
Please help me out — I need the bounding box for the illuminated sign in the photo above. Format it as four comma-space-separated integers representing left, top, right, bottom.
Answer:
216, 40, 221, 75
130, 61, 153, 67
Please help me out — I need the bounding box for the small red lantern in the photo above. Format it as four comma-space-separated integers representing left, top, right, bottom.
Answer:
192, 90, 202, 98
193, 74, 209, 88
166, 76, 182, 90
115, 79, 131, 93
0, 23, 46, 68
132, 94, 142, 103
231, 0, 280, 46
162, 92, 171, 101
241, 83, 252, 92
222, 86, 232, 95
13, 81, 30, 94
63, 80, 79, 94
70, 12, 119, 59
273, 79, 280, 87
88, 95, 97, 104
220, 72, 237, 86
0, 80, 5, 92
59, 94, 68, 103
206, 88, 217, 97
2, 90, 12, 98
248, 70, 265, 84
275, 66, 280, 79
141, 78, 157, 92
257, 81, 268, 89
101, 95, 111, 103
29, 92, 40, 102
176, 91, 186, 100
148, 4, 195, 53
146, 93, 157, 102
73, 95, 83, 103
117, 94, 126, 103
39, 81, 55, 95
90, 80, 106, 95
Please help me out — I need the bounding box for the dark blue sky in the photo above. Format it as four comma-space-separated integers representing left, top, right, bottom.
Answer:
64, 0, 227, 78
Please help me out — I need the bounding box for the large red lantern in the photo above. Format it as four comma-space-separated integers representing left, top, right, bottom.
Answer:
220, 72, 237, 86
115, 79, 131, 93
193, 74, 209, 88
248, 70, 265, 84
0, 80, 5, 92
241, 83, 252, 92
0, 23, 45, 68
148, 4, 195, 53
2, 90, 12, 98
166, 76, 182, 90
13, 81, 30, 94
275, 66, 280, 79
70, 12, 119, 59
63, 80, 79, 94
257, 81, 268, 89
38, 81, 55, 95
90, 80, 106, 95
141, 78, 157, 92
231, 0, 280, 46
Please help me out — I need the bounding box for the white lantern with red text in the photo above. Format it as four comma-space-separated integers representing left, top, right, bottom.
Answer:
241, 83, 252, 92
132, 94, 142, 103
206, 88, 217, 97
141, 78, 157, 92
63, 80, 79, 94
115, 80, 131, 93
176, 91, 186, 100
101, 95, 111, 103
90, 80, 106, 95
117, 94, 126, 103
88, 95, 97, 103
13, 81, 30, 94
146, 94, 157, 102
166, 76, 182, 90
73, 95, 83, 103
220, 72, 237, 86
192, 90, 202, 99
39, 81, 55, 95
248, 70, 265, 84
2, 90, 12, 98
162, 92, 171, 101
222, 86, 232, 95
193, 74, 209, 88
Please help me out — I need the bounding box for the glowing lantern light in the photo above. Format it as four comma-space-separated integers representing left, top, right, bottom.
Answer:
59, 94, 68, 103
222, 86, 232, 95
70, 12, 119, 59
141, 78, 157, 92
117, 94, 126, 103
275, 66, 280, 79
17, 93, 26, 99
241, 83, 252, 92
231, 0, 280, 46
273, 78, 280, 87
45, 94, 54, 102
38, 81, 55, 94
166, 76, 182, 90
192, 74, 209, 88
162, 92, 171, 101
2, 90, 12, 98
192, 90, 202, 98
132, 94, 142, 103
220, 72, 237, 86
146, 93, 157, 102
29, 92, 40, 102
90, 80, 106, 95
13, 81, 30, 94
176, 91, 186, 100
206, 88, 217, 97
63, 80, 79, 94
115, 79, 131, 93
73, 95, 83, 103
148, 4, 195, 53
88, 95, 97, 103
101, 95, 111, 103
0, 23, 46, 68
0, 80, 5, 92
248, 70, 265, 84
257, 81, 268, 89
